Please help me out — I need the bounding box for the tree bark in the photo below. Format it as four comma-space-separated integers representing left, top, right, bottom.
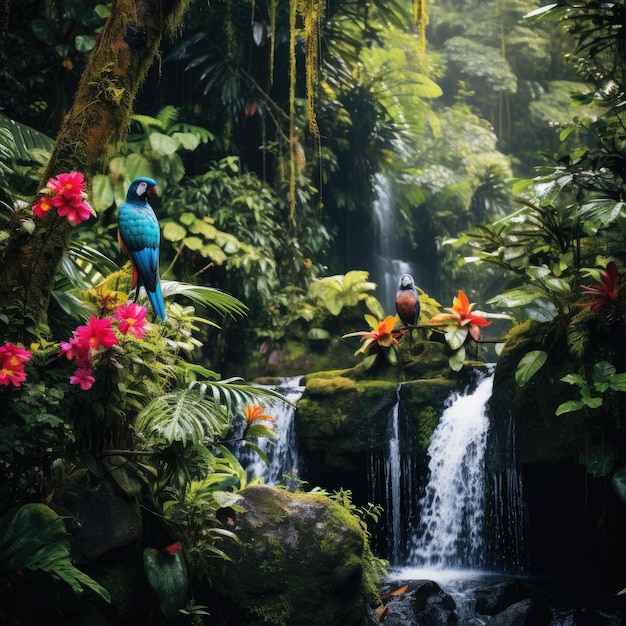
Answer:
0, 0, 191, 342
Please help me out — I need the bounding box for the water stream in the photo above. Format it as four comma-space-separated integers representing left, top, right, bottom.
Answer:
409, 370, 495, 569
380, 367, 528, 622
238, 376, 304, 484
372, 173, 415, 313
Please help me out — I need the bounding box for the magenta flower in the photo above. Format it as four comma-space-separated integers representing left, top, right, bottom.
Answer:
0, 342, 32, 388
59, 336, 92, 368
46, 171, 87, 199
52, 193, 95, 225
74, 317, 118, 351
70, 367, 95, 391
579, 262, 621, 312
115, 302, 147, 339
32, 171, 95, 225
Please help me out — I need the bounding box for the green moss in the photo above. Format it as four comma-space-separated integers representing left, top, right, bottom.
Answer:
416, 405, 439, 449
210, 487, 379, 625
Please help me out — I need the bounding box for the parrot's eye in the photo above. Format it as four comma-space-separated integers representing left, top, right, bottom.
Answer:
136, 182, 147, 197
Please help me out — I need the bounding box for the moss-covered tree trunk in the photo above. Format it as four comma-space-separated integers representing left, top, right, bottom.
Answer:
0, 0, 190, 342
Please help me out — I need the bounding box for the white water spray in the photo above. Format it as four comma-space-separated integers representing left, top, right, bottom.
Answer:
372, 174, 414, 312
240, 377, 304, 484
409, 370, 495, 569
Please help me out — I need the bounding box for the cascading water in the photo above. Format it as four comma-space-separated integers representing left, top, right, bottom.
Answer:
381, 367, 526, 624
409, 370, 495, 570
238, 377, 304, 484
372, 173, 415, 313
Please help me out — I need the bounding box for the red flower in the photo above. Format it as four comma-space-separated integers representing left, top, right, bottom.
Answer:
115, 302, 147, 339
70, 367, 95, 391
74, 316, 118, 351
0, 343, 32, 388
163, 541, 183, 556
32, 195, 54, 219
579, 262, 621, 312
429, 289, 491, 341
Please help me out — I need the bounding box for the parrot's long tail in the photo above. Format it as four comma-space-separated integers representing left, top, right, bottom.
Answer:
146, 283, 166, 321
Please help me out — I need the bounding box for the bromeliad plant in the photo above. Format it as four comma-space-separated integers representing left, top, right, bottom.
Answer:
343, 314, 404, 370
428, 289, 492, 371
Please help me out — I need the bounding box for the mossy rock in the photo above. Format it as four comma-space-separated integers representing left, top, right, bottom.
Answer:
208, 485, 379, 626
296, 377, 397, 453
491, 319, 626, 465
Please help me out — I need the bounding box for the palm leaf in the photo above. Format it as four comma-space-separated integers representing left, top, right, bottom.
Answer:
0, 115, 54, 162
160, 281, 247, 319
136, 389, 229, 446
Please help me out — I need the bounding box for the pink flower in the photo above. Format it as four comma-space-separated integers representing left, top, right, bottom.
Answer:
46, 172, 87, 199
32, 171, 95, 225
115, 302, 147, 339
70, 367, 95, 390
0, 342, 32, 388
59, 336, 92, 368
74, 316, 118, 351
52, 193, 95, 225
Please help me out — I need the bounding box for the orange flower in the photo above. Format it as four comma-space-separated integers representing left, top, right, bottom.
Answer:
343, 314, 404, 353
429, 290, 491, 341
244, 404, 275, 425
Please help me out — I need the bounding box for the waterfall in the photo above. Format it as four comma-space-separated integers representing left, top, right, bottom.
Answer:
372, 173, 415, 313
387, 387, 404, 564
409, 370, 495, 569
239, 377, 304, 484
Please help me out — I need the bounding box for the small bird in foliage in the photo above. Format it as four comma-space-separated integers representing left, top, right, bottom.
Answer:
118, 177, 166, 320
395, 273, 420, 328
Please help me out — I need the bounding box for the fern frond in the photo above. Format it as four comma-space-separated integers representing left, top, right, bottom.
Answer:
566, 321, 589, 359
155, 105, 180, 128
130, 114, 163, 132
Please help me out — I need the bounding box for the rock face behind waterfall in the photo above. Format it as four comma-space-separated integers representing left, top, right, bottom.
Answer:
488, 320, 626, 591
207, 485, 381, 626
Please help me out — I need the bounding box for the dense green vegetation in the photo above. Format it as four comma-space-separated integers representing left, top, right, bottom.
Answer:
3, 0, 626, 621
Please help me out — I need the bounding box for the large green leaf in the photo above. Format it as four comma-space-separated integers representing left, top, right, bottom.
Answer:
143, 543, 188, 619
611, 468, 626, 504
515, 350, 547, 386
0, 115, 54, 162
580, 444, 618, 478
444, 325, 468, 351
0, 504, 110, 602
555, 399, 584, 415
610, 373, 626, 392
448, 345, 466, 372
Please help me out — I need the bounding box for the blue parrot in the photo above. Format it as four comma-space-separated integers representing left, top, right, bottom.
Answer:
395, 273, 420, 328
118, 177, 166, 320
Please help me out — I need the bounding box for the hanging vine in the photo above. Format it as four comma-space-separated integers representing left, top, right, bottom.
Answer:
301, 0, 322, 139
414, 0, 428, 53
288, 0, 297, 223
269, 0, 278, 84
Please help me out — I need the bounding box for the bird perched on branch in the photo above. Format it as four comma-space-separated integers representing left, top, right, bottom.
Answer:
395, 273, 420, 328
118, 177, 166, 320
